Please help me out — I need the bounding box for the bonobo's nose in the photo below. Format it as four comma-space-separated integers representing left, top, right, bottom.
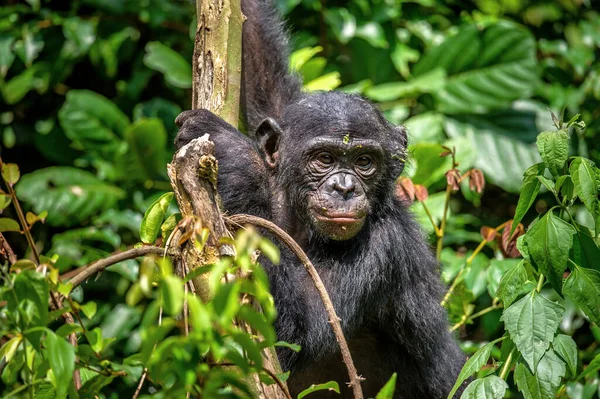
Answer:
332, 173, 356, 200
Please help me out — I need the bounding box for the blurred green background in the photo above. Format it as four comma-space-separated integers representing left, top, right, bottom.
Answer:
1, 0, 599, 396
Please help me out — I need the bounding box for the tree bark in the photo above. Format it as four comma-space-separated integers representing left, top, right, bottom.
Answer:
167, 1, 288, 397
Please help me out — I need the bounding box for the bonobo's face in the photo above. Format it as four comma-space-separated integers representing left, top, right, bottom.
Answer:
303, 137, 384, 240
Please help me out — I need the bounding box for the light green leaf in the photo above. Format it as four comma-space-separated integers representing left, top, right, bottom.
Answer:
563, 265, 600, 325
298, 381, 340, 399
0, 218, 21, 232
16, 167, 125, 227
2, 65, 38, 105
375, 373, 397, 399
409, 142, 450, 187
496, 260, 529, 307
144, 42, 192, 88
0, 35, 16, 77
0, 336, 22, 363
570, 157, 600, 237
514, 350, 566, 399
536, 130, 569, 178
448, 341, 497, 399
355, 22, 388, 48
1, 162, 20, 185
85, 327, 104, 354
487, 259, 522, 300
415, 23, 537, 113
304, 71, 341, 91
524, 211, 576, 291
290, 46, 323, 72
576, 353, 600, 381
365, 68, 446, 102
45, 331, 76, 399
140, 192, 174, 244
460, 376, 508, 399
501, 291, 564, 371
553, 334, 578, 376
161, 275, 184, 316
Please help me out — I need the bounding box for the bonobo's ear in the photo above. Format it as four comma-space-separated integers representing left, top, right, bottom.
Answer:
255, 118, 283, 169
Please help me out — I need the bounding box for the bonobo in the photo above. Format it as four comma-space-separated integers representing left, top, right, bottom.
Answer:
175, 0, 466, 397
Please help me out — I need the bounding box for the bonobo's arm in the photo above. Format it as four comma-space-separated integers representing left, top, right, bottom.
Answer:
175, 109, 272, 219
381, 208, 466, 398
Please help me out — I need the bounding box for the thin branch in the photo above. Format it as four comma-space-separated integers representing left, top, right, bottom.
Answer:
261, 367, 293, 399
67, 246, 179, 288
6, 184, 40, 265
227, 214, 365, 399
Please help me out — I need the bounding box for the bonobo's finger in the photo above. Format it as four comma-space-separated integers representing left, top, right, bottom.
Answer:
175, 109, 199, 127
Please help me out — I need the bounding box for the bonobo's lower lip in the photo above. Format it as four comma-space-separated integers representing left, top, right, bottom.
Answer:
312, 211, 365, 224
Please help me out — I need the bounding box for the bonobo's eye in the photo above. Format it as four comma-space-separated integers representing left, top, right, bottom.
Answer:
355, 155, 375, 175
316, 152, 335, 166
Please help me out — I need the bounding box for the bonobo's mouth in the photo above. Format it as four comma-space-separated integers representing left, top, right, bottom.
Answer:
309, 208, 366, 240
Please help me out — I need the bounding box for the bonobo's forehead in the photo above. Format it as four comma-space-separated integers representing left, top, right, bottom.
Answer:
305, 137, 384, 157
283, 92, 391, 141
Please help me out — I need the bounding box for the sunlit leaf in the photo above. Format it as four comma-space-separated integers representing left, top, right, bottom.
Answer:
45, 331, 76, 399
460, 376, 508, 399
298, 381, 340, 399
140, 192, 174, 244
144, 42, 192, 88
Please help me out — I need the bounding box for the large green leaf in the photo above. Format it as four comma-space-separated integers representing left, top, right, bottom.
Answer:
501, 291, 564, 371
120, 118, 168, 183
140, 192, 173, 244
444, 114, 541, 193
514, 350, 566, 399
58, 90, 130, 155
365, 68, 446, 102
460, 376, 508, 399
524, 211, 576, 291
16, 167, 125, 227
563, 265, 600, 325
144, 42, 192, 88
414, 23, 537, 113
570, 157, 600, 236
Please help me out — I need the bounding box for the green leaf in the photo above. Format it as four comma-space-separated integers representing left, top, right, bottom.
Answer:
487, 259, 521, 300
496, 260, 529, 306
563, 265, 600, 325
365, 68, 446, 102
524, 211, 576, 291
576, 353, 600, 381
501, 291, 564, 371
448, 341, 496, 399
570, 157, 600, 237
355, 22, 388, 48
0, 218, 21, 232
79, 301, 97, 319
298, 381, 340, 399
120, 118, 168, 183
144, 42, 192, 88
290, 46, 323, 71
140, 192, 174, 244
0, 35, 16, 77
445, 115, 541, 193
375, 373, 397, 399
259, 238, 280, 264
304, 71, 341, 91
460, 376, 508, 399
58, 90, 130, 157
273, 341, 301, 352
414, 23, 537, 113
536, 130, 569, 178
553, 334, 578, 376
9, 270, 50, 328
409, 142, 450, 187
85, 327, 104, 354
161, 275, 184, 316
1, 65, 41, 104
16, 167, 125, 227
570, 231, 600, 272
45, 331, 76, 399
514, 350, 566, 399
186, 294, 211, 334
1, 163, 20, 185
512, 169, 545, 234
0, 336, 22, 363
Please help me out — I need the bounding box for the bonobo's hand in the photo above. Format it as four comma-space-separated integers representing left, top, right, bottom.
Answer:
174, 109, 242, 150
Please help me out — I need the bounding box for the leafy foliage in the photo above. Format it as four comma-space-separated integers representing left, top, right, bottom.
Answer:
1, 0, 599, 398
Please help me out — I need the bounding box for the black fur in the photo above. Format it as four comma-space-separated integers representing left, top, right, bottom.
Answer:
175, 1, 466, 397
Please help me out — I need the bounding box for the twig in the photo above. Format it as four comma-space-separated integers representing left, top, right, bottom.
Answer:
227, 214, 365, 399
6, 183, 40, 265
0, 232, 17, 264
261, 367, 293, 399
67, 246, 179, 288
132, 369, 148, 399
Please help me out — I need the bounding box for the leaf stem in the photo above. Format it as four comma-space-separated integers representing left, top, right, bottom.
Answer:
420, 201, 441, 237
536, 274, 545, 293
436, 185, 453, 260
499, 347, 516, 380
